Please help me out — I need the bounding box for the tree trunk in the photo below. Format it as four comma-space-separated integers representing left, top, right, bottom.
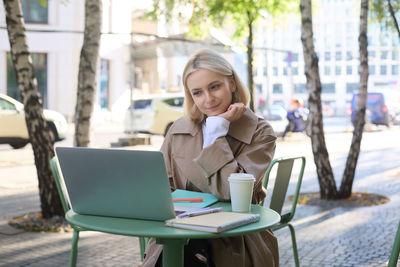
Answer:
247, 12, 255, 112
74, 0, 102, 147
3, 0, 63, 218
388, 0, 400, 39
339, 0, 369, 198
300, 0, 338, 199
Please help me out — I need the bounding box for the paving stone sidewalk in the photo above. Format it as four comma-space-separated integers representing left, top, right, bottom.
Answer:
1, 129, 399, 267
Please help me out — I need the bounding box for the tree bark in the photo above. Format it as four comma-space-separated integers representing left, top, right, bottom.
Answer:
74, 0, 102, 147
247, 12, 255, 112
300, 0, 338, 199
339, 0, 369, 197
388, 0, 400, 39
3, 0, 63, 218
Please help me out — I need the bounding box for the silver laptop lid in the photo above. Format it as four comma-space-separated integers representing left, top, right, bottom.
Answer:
55, 147, 175, 221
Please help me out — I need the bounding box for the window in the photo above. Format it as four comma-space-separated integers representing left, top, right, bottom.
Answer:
346, 51, 353, 60
346, 66, 352, 75
335, 66, 341, 75
0, 98, 17, 110
263, 67, 267, 76
392, 65, 399, 75
324, 51, 331, 61
346, 83, 358, 93
322, 83, 336, 94
21, 0, 48, 24
381, 51, 388, 60
393, 37, 400, 46
292, 67, 299, 75
273, 67, 278, 76
324, 66, 331, 75
272, 84, 283, 94
380, 34, 389, 46
392, 51, 399, 60
7, 52, 48, 107
283, 67, 288, 76
99, 59, 110, 110
256, 84, 262, 93
380, 65, 387, 75
294, 84, 307, 94
335, 51, 342, 61
368, 50, 376, 59
369, 65, 375, 75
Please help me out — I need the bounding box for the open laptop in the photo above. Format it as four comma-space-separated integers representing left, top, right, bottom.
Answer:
55, 147, 175, 221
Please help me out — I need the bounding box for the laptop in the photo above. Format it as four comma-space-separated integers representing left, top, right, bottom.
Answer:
55, 147, 175, 221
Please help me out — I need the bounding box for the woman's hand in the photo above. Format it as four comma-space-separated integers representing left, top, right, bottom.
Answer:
219, 103, 246, 122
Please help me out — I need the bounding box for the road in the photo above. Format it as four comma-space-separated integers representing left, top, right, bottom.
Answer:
1, 118, 399, 266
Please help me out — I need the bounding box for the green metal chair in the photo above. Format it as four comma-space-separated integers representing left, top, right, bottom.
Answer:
50, 157, 148, 266
388, 219, 400, 267
261, 156, 306, 267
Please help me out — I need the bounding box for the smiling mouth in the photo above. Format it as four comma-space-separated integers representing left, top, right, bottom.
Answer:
207, 104, 220, 110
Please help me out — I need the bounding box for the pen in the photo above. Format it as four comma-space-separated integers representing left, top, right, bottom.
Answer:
173, 197, 203, 203
177, 207, 223, 218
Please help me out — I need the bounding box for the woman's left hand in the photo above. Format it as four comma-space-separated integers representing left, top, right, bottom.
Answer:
219, 103, 246, 122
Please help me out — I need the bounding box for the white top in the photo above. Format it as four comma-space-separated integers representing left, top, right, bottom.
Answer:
202, 116, 230, 148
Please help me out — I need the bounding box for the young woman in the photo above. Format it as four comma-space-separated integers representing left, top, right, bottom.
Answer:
141, 49, 278, 267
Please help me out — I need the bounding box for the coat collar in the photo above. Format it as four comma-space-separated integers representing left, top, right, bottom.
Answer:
170, 108, 258, 145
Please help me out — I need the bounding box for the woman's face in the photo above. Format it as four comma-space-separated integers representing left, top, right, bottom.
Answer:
186, 68, 235, 117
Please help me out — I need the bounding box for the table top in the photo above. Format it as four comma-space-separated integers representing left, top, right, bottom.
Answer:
66, 202, 280, 239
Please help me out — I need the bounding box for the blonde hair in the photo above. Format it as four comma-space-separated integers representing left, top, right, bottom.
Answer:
182, 49, 250, 124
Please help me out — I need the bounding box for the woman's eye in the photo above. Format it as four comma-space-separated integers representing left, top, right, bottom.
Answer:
192, 91, 201, 96
210, 84, 220, 90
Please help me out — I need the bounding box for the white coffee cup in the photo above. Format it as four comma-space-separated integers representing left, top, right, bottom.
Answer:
228, 173, 255, 212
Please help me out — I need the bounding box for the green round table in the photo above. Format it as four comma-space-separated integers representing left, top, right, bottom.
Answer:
66, 202, 280, 267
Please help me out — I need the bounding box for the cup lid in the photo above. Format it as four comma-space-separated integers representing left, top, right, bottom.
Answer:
228, 173, 255, 181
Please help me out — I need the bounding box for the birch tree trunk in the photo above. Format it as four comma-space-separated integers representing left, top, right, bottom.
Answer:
388, 0, 400, 39
3, 0, 63, 217
74, 0, 102, 147
247, 13, 255, 112
300, 0, 338, 199
339, 0, 369, 197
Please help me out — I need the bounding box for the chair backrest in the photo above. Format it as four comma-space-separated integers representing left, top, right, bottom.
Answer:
261, 156, 306, 223
50, 156, 71, 213
388, 219, 400, 267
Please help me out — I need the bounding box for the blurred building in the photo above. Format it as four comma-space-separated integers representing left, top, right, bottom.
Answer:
0, 0, 134, 122
253, 0, 400, 116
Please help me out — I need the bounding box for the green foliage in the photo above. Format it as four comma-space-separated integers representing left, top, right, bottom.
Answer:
370, 0, 400, 33
146, 0, 298, 45
39, 0, 47, 7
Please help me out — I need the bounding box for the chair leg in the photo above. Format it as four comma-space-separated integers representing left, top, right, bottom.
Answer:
70, 229, 79, 267
288, 224, 300, 267
139, 237, 148, 261
388, 221, 400, 267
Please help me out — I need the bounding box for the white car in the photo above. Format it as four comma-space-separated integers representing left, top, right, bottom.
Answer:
0, 93, 68, 149
124, 93, 184, 136
262, 104, 289, 137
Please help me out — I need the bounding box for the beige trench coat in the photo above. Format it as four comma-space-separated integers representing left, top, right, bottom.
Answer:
140, 109, 279, 267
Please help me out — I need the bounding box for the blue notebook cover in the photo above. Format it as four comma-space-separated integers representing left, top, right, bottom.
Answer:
172, 189, 218, 208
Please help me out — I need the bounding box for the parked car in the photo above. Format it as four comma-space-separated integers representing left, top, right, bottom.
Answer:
261, 104, 289, 136
124, 93, 184, 136
0, 93, 68, 149
350, 92, 389, 126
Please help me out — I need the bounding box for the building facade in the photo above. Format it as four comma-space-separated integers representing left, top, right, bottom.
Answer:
253, 0, 400, 116
0, 0, 133, 122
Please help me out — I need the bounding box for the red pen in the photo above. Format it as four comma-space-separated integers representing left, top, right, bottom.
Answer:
172, 197, 203, 203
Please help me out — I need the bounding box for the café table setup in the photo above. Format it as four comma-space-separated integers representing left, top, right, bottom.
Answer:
66, 202, 280, 267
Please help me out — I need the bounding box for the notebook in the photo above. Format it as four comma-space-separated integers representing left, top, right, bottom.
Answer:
172, 189, 218, 209
55, 147, 175, 221
165, 211, 260, 233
